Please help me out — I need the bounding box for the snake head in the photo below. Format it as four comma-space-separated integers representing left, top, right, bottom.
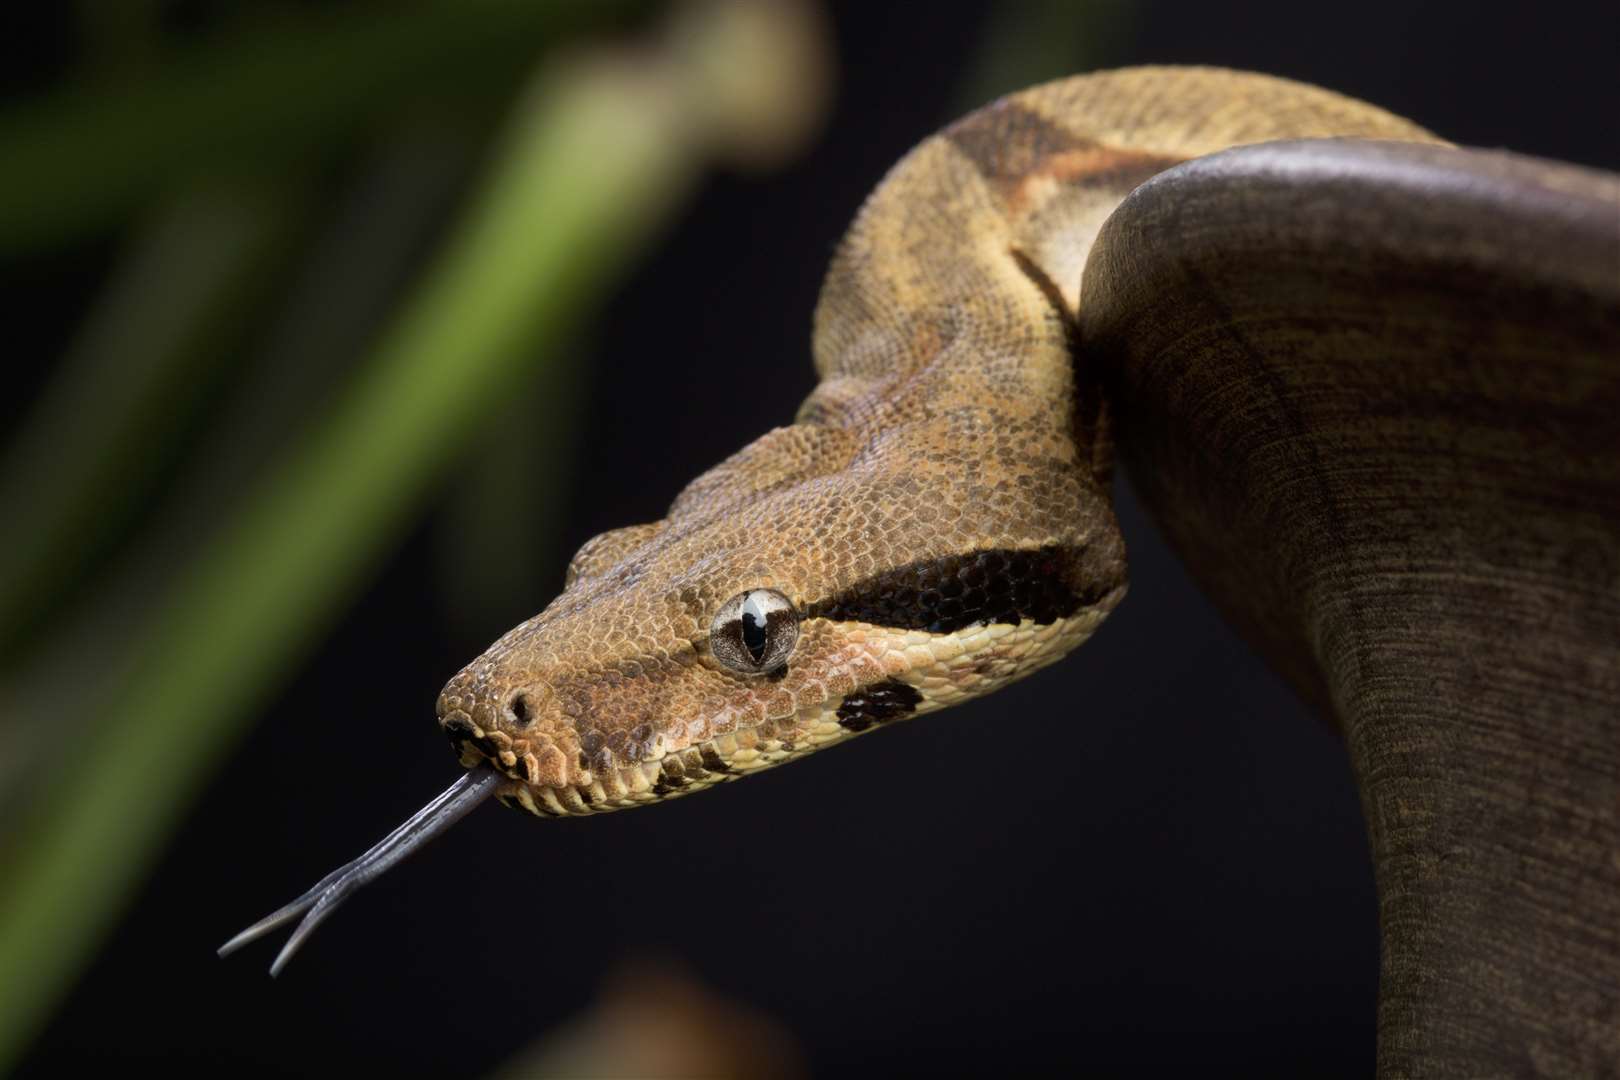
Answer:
435, 419, 1127, 818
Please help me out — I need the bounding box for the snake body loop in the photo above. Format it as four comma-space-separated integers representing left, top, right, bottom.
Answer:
226, 68, 1444, 968
433, 67, 1439, 814
223, 68, 1620, 1074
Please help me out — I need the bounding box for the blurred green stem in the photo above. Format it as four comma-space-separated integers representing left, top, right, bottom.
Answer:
0, 43, 703, 1069
0, 122, 475, 819
0, 0, 644, 252
440, 341, 591, 632
0, 181, 307, 663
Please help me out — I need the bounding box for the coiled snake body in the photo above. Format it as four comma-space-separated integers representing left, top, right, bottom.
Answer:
218, 65, 1620, 1075
212, 58, 1464, 951
439, 66, 1437, 817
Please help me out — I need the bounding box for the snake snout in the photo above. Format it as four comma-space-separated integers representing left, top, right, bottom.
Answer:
436, 670, 579, 791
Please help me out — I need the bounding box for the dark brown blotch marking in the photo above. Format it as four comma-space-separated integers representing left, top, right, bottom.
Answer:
652, 760, 689, 798
837, 679, 923, 733
677, 750, 708, 782
944, 99, 1182, 211
700, 747, 734, 775
939, 98, 1179, 216
945, 100, 1093, 197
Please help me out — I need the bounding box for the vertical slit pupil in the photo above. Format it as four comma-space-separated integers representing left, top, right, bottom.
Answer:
741, 607, 768, 664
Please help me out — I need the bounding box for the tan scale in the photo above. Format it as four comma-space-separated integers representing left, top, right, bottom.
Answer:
219, 66, 1441, 972
437, 66, 1437, 814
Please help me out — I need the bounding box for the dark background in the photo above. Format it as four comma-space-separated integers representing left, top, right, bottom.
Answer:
11, 1, 1617, 1076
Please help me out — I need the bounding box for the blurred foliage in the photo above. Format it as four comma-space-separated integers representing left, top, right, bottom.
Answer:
0, 0, 1127, 1071
0, 0, 830, 1069
955, 0, 1136, 108
0, 1, 640, 252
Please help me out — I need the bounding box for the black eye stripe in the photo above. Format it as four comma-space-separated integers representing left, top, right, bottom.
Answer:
804, 545, 1111, 633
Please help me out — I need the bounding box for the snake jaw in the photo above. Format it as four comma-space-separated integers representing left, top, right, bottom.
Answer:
432, 578, 1128, 821
431, 405, 1129, 819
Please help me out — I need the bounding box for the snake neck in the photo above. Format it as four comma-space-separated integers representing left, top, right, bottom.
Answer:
803, 67, 1442, 472
435, 68, 1441, 818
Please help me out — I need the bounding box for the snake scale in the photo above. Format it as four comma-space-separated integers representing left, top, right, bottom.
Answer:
223, 66, 1620, 1070
221, 64, 1438, 961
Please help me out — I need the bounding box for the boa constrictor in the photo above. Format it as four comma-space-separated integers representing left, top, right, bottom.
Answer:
222, 66, 1442, 970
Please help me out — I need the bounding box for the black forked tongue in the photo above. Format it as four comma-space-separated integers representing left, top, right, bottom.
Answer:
218, 767, 502, 976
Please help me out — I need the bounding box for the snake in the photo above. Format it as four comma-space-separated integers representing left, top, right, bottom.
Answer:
220, 69, 1447, 963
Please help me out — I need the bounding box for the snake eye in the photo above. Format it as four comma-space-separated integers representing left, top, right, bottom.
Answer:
710, 588, 799, 675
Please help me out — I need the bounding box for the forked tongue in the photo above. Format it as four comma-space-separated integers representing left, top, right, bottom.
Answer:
217, 767, 502, 976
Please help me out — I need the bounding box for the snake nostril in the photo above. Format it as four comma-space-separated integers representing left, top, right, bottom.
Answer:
508, 693, 532, 726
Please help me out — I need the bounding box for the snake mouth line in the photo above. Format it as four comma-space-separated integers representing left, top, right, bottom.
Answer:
451, 605, 1119, 817
447, 678, 931, 818
452, 701, 869, 818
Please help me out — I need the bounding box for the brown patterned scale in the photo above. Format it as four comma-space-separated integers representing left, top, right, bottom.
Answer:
218, 66, 1620, 1075
215, 63, 1444, 969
